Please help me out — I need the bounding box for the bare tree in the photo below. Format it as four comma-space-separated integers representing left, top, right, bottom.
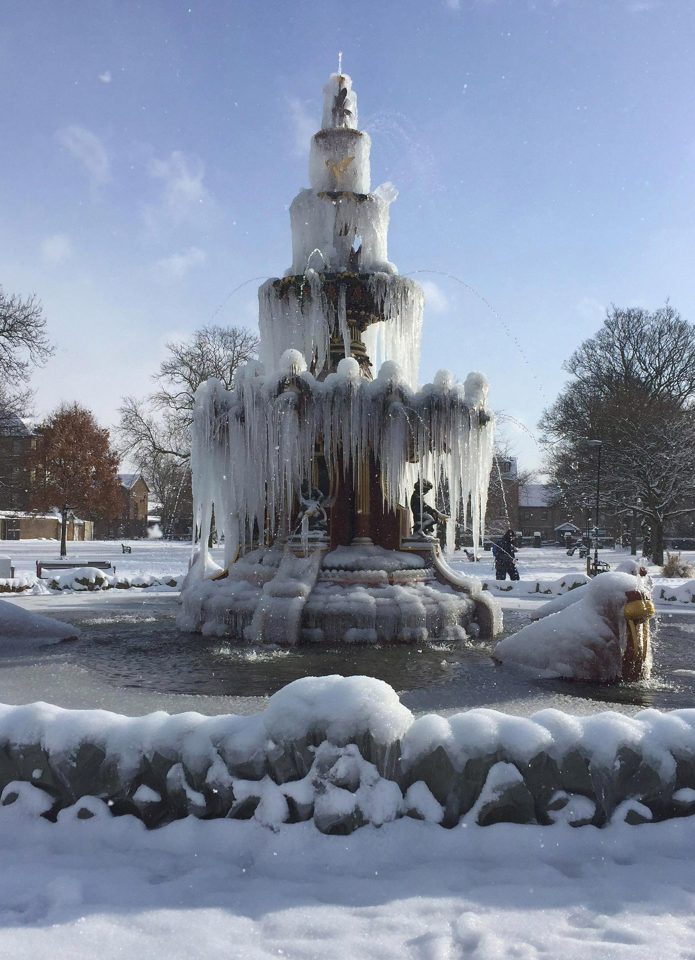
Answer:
119, 325, 258, 463
117, 324, 258, 534
0, 287, 52, 430
152, 325, 259, 420
541, 304, 695, 564
564, 303, 695, 406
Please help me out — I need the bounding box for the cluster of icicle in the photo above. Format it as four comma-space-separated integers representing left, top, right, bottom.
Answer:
192, 351, 493, 570
259, 271, 423, 389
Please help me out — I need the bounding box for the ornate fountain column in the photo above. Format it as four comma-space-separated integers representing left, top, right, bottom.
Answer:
257, 72, 425, 549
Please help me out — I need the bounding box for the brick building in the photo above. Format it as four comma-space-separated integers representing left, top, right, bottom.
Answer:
0, 412, 35, 512
94, 473, 150, 539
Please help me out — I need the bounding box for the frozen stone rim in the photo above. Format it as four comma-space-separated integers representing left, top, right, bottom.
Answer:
2, 675, 695, 832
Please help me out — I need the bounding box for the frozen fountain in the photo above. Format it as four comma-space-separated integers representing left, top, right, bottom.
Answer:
179, 71, 500, 644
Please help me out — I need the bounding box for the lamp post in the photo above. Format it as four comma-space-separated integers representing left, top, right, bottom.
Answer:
631, 496, 641, 557
586, 440, 603, 575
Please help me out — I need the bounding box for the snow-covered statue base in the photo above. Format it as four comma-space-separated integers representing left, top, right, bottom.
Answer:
180, 540, 500, 644
493, 572, 655, 683
179, 71, 500, 645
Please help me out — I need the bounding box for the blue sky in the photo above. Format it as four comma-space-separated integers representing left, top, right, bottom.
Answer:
2, 0, 694, 470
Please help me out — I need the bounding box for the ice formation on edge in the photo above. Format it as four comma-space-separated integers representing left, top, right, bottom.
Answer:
182, 71, 497, 644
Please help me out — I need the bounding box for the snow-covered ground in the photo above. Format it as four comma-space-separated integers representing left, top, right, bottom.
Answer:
3, 804, 695, 958
2, 537, 693, 593
1, 537, 195, 580
2, 540, 695, 958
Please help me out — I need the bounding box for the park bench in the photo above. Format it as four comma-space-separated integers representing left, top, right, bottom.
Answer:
36, 559, 114, 579
121, 544, 132, 554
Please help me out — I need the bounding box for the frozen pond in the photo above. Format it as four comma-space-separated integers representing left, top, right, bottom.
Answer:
2, 542, 694, 717
2, 590, 694, 718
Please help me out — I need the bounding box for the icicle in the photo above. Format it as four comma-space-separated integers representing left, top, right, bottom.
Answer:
189, 363, 494, 567
338, 284, 350, 358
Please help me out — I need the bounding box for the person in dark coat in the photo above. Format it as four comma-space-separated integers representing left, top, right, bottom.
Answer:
494, 529, 519, 581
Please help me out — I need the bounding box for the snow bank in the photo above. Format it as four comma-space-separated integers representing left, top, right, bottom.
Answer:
0, 599, 80, 646
493, 572, 653, 682
1, 674, 695, 831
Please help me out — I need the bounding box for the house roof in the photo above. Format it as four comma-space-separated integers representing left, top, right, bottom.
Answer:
0, 412, 33, 437
518, 483, 560, 508
118, 473, 149, 492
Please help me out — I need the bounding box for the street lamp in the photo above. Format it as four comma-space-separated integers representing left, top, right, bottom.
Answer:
586, 440, 603, 576
631, 495, 642, 557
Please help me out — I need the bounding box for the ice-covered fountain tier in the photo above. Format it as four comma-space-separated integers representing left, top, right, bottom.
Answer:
179, 72, 500, 644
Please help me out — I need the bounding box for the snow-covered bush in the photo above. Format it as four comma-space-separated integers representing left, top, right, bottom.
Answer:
45, 568, 181, 592
661, 552, 695, 579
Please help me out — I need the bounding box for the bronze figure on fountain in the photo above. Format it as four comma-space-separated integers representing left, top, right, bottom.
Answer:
410, 479, 449, 540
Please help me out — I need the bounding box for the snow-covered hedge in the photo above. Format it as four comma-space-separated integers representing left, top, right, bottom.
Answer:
46, 567, 182, 591
653, 580, 695, 604
0, 575, 33, 594
482, 575, 590, 596
2, 676, 695, 831
483, 575, 695, 605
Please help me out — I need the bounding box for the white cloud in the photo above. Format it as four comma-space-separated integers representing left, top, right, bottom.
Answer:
57, 125, 111, 184
147, 151, 211, 226
40, 233, 73, 265
153, 246, 207, 281
421, 280, 449, 314
98, 71, 112, 84
287, 97, 316, 157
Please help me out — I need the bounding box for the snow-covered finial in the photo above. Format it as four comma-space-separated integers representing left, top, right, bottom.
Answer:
464, 371, 489, 408
321, 71, 358, 130
338, 51, 343, 76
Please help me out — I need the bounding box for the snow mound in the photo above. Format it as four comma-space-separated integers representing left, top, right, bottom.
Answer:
493, 572, 653, 682
263, 674, 413, 746
0, 598, 80, 646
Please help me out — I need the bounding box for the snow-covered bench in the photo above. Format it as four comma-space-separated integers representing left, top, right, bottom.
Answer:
36, 559, 114, 578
